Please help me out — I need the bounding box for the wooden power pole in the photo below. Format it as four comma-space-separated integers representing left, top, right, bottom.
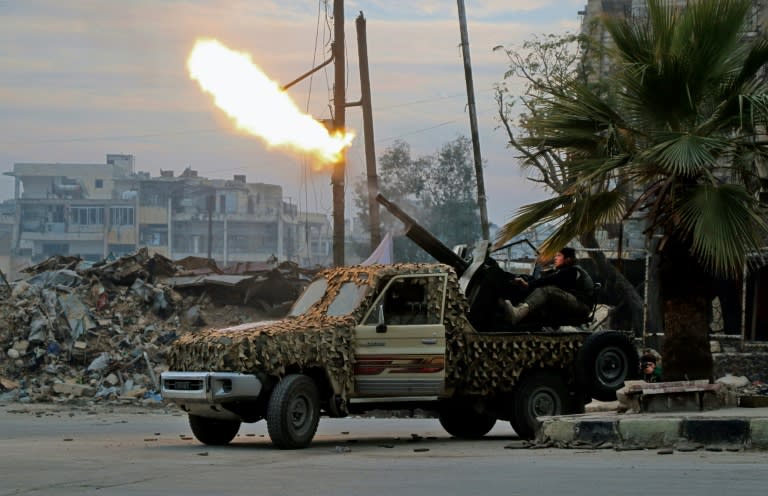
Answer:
457, 0, 490, 240
354, 12, 381, 251
332, 0, 346, 266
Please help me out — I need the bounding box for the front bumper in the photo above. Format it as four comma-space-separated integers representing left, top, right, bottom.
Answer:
160, 371, 262, 420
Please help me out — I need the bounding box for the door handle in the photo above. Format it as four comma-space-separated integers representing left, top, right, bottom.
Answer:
421, 338, 437, 345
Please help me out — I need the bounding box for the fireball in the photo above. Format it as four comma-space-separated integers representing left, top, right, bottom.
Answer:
187, 39, 354, 167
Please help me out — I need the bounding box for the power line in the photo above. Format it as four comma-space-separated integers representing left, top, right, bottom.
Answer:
376, 119, 460, 143
377, 93, 464, 110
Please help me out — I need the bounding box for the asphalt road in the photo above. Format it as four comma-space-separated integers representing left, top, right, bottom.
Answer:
1, 403, 768, 496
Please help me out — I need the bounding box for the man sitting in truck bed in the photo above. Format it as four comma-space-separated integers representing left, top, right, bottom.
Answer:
500, 246, 595, 327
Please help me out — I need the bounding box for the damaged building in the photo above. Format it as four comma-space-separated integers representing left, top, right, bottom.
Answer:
2, 154, 332, 279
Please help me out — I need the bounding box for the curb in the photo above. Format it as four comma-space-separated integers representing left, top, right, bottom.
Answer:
536, 414, 768, 450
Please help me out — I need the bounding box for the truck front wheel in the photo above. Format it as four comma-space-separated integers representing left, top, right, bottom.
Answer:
266, 374, 320, 449
188, 415, 241, 445
438, 400, 496, 439
512, 371, 569, 440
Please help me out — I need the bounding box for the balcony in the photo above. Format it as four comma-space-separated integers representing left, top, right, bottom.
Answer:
21, 222, 105, 242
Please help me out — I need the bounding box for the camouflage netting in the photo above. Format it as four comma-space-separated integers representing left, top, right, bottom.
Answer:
167, 264, 453, 399
445, 332, 587, 395
168, 317, 358, 397
167, 262, 590, 399
436, 270, 589, 395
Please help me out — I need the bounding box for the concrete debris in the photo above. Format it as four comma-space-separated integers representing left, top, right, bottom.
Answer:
716, 374, 751, 388
0, 248, 318, 405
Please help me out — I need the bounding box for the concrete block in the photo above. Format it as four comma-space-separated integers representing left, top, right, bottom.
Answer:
740, 396, 768, 408
681, 418, 749, 445
574, 420, 617, 444
642, 393, 701, 412
749, 419, 768, 449
618, 418, 681, 448
538, 418, 576, 444
52, 382, 95, 397
701, 390, 726, 410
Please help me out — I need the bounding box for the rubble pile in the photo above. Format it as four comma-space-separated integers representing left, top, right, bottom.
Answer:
0, 249, 317, 405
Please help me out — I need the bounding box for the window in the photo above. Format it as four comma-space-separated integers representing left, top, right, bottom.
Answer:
95, 179, 104, 189
110, 206, 134, 226
327, 282, 369, 317
70, 206, 104, 225
365, 275, 444, 326
289, 278, 328, 316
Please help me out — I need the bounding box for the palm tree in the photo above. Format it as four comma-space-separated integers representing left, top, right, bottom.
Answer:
495, 32, 647, 333
497, 0, 768, 380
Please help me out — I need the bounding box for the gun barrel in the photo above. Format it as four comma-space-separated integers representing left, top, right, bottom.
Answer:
376, 194, 469, 274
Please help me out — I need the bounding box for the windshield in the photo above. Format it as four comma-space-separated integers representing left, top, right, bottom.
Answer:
327, 281, 369, 317
288, 278, 328, 317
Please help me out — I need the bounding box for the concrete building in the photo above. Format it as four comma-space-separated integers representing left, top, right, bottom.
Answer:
3, 154, 332, 278
580, 1, 767, 52
0, 200, 15, 279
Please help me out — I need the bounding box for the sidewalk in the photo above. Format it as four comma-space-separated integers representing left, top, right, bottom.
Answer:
535, 405, 768, 450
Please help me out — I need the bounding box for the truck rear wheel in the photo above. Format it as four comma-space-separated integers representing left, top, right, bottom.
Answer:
512, 371, 569, 440
575, 330, 639, 401
438, 400, 496, 439
266, 374, 320, 449
188, 415, 241, 445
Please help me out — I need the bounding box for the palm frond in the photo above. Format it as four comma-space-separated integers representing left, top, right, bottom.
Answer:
639, 134, 722, 177
497, 189, 628, 256
536, 192, 623, 257
495, 196, 573, 247
677, 183, 768, 277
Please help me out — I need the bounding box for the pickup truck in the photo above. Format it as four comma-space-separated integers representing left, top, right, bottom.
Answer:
162, 262, 637, 448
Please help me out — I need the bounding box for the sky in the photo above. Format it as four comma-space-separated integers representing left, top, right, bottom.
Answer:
0, 0, 583, 228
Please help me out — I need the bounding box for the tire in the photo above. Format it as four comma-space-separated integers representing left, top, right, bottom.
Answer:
512, 371, 570, 440
438, 400, 497, 439
188, 415, 241, 446
575, 330, 639, 401
266, 374, 321, 449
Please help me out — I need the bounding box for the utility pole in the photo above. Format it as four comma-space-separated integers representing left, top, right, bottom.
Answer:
456, 0, 490, 240
354, 12, 381, 251
332, 0, 346, 266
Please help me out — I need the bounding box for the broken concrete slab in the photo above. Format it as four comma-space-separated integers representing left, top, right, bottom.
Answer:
52, 383, 96, 397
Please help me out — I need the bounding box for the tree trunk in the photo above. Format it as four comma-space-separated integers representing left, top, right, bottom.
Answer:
579, 231, 644, 334
661, 297, 713, 381
657, 238, 714, 381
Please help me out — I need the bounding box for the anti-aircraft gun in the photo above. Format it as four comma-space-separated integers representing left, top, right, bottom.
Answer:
376, 194, 525, 330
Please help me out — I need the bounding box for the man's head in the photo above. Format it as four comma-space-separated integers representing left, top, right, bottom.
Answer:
640, 353, 657, 374
555, 247, 576, 267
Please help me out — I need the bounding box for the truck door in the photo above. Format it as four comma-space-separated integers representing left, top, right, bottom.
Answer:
354, 273, 447, 398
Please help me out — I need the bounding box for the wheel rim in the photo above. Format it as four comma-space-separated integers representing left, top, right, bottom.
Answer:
594, 346, 628, 388
529, 387, 561, 417
289, 394, 311, 432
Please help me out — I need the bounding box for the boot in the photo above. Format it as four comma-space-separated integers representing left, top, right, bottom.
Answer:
501, 300, 530, 324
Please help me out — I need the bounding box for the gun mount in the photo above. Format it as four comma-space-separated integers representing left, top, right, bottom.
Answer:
376, 194, 524, 330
